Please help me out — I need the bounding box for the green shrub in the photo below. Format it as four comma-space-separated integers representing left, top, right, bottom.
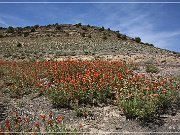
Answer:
55, 25, 62, 31
6, 26, 14, 33
118, 77, 178, 119
122, 34, 127, 40
81, 32, 86, 37
145, 64, 159, 73
87, 34, 91, 38
117, 33, 121, 38
145, 43, 154, 47
16, 27, 23, 31
73, 104, 92, 117
17, 42, 22, 48
31, 28, 36, 32
22, 32, 29, 37
34, 25, 39, 29
102, 35, 107, 40
135, 37, 141, 43
82, 26, 87, 30
0, 34, 3, 38
99, 26, 105, 31
119, 94, 159, 119
24, 26, 31, 29
75, 23, 82, 27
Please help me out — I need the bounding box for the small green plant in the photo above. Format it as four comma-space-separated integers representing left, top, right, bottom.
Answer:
22, 32, 29, 37
121, 34, 127, 40
0, 34, 3, 38
73, 104, 92, 117
34, 25, 39, 29
47, 87, 72, 107
145, 43, 154, 47
0, 68, 5, 78
117, 33, 121, 38
161, 60, 166, 63
82, 26, 87, 31
83, 50, 89, 55
145, 64, 159, 73
75, 23, 82, 27
99, 26, 105, 31
55, 25, 62, 31
118, 76, 178, 119
30, 28, 36, 32
87, 34, 91, 38
135, 37, 141, 43
102, 35, 107, 40
17, 42, 22, 48
65, 32, 69, 37
119, 94, 159, 119
81, 32, 86, 37
6, 26, 14, 33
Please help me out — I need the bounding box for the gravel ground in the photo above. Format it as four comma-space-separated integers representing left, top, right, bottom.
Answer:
1, 83, 180, 134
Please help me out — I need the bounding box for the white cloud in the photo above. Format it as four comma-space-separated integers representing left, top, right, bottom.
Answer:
93, 3, 180, 51
0, 18, 9, 27
0, 13, 27, 27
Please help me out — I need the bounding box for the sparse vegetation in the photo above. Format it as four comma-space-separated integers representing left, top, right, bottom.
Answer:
16, 42, 22, 48
121, 34, 127, 40
81, 32, 86, 37
87, 34, 91, 38
55, 25, 62, 31
99, 26, 105, 31
34, 25, 39, 29
135, 37, 141, 43
145, 43, 154, 47
22, 32, 29, 37
102, 35, 107, 40
117, 33, 121, 38
75, 23, 82, 27
30, 28, 36, 32
145, 64, 159, 73
0, 34, 3, 38
6, 26, 14, 33
82, 26, 87, 31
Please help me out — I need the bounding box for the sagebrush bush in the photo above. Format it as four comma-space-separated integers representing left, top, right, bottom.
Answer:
145, 64, 159, 73
135, 37, 141, 43
6, 26, 14, 33
122, 34, 127, 40
75, 23, 82, 27
99, 26, 105, 31
102, 35, 107, 40
17, 42, 22, 48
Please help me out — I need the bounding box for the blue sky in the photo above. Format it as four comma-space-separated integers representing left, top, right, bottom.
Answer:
0, 0, 180, 52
